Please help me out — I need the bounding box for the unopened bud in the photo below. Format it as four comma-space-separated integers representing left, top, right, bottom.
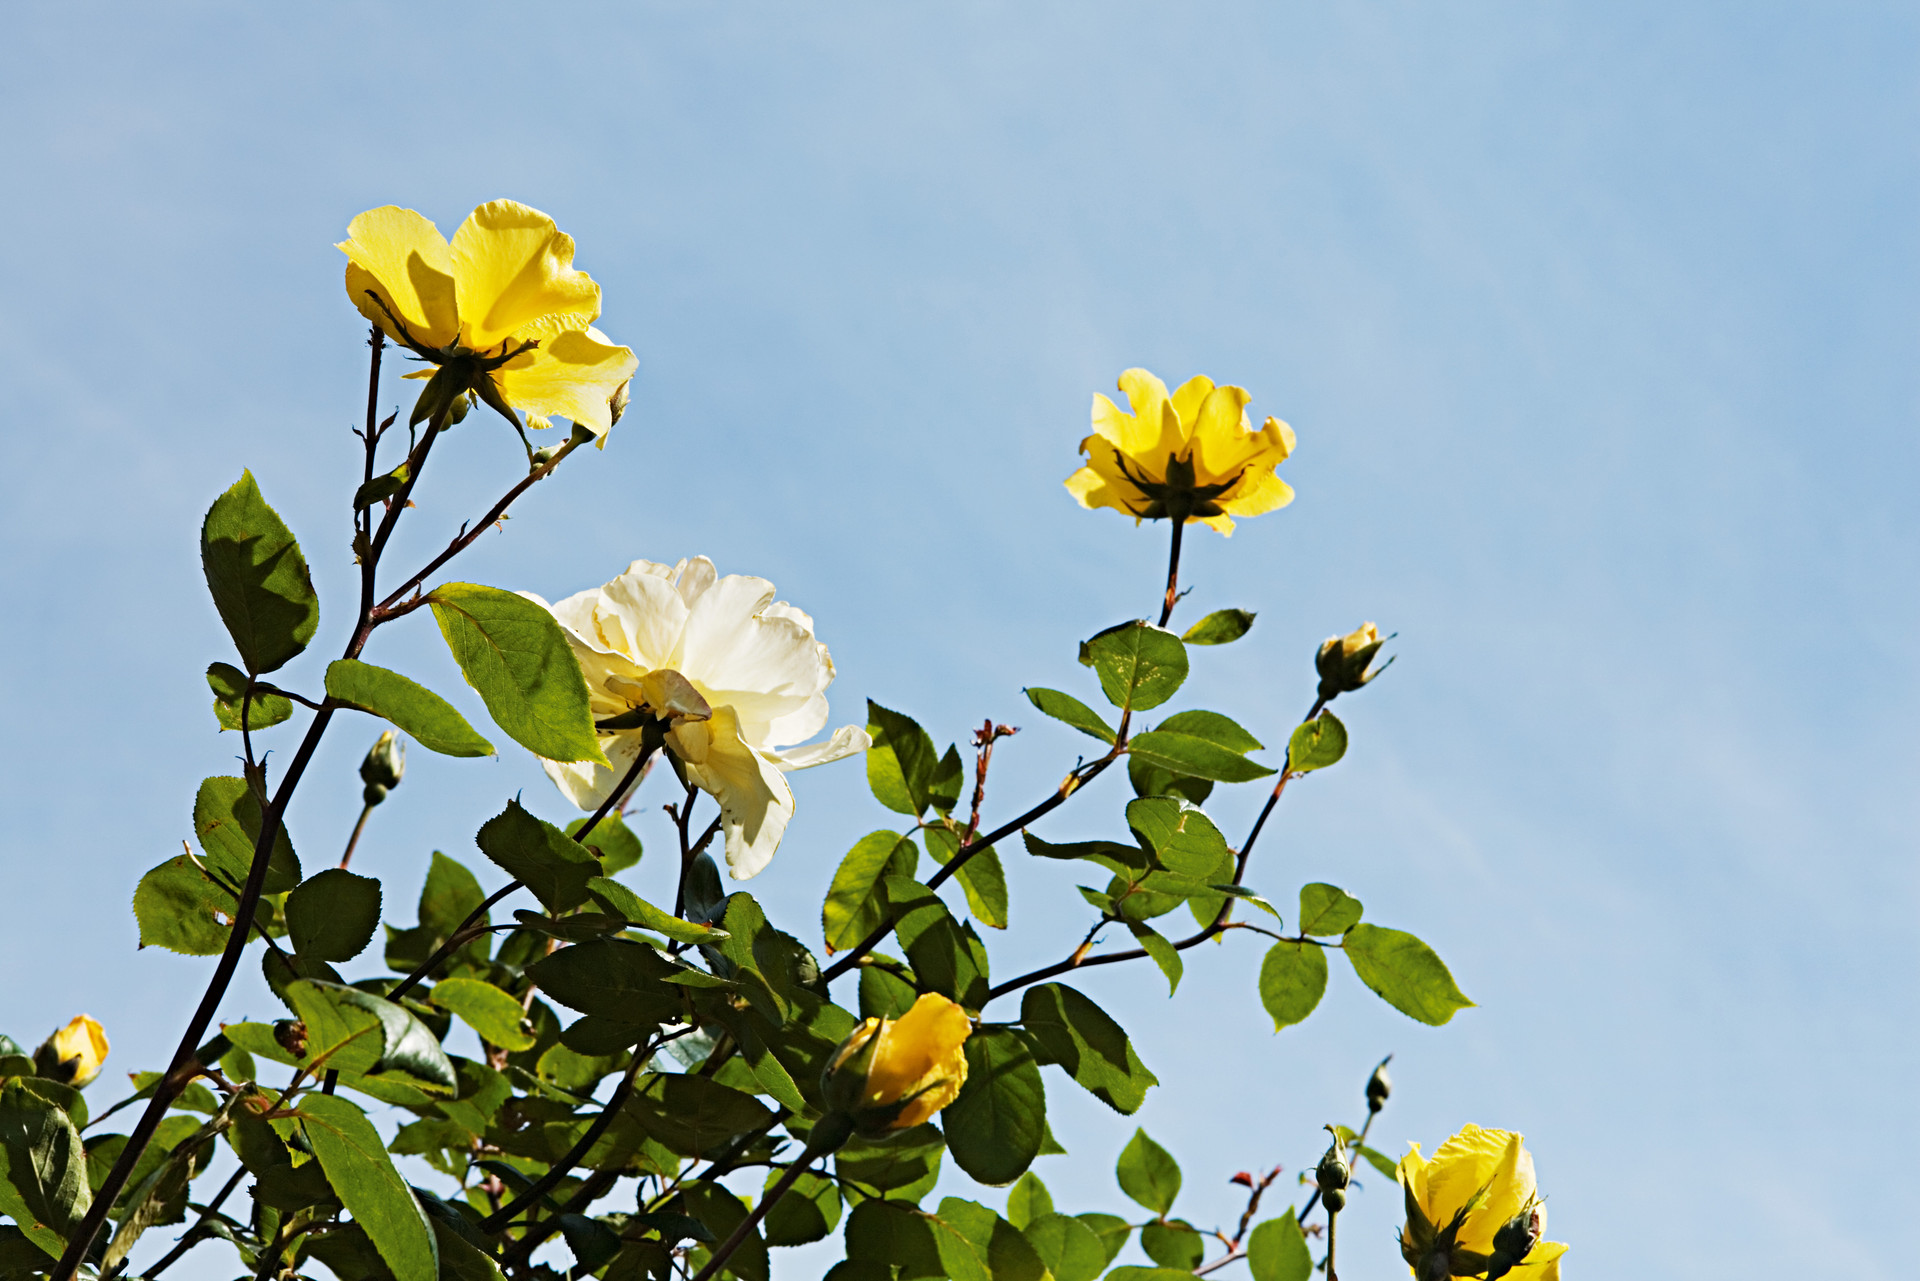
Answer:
359, 730, 405, 805
32, 1016, 109, 1087
1315, 623, 1391, 699
608, 378, 631, 426
531, 444, 563, 468
1367, 1056, 1392, 1113
1485, 1200, 1544, 1281
1315, 1126, 1352, 1208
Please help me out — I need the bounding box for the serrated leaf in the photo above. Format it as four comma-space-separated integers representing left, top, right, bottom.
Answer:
1356, 1143, 1400, 1180
200, 471, 318, 675
1005, 1172, 1052, 1230
528, 939, 688, 1026
431, 978, 535, 1051
587, 877, 721, 944
924, 826, 1008, 930
822, 830, 917, 952
942, 1030, 1045, 1186
1115, 1128, 1180, 1215
1153, 708, 1263, 753
1127, 730, 1276, 783
1297, 883, 1363, 936
1082, 621, 1189, 712
325, 659, 494, 757
760, 1169, 841, 1247
286, 868, 382, 962
1343, 925, 1474, 1025
1023, 687, 1116, 744
566, 814, 643, 875
426, 582, 607, 765
865, 701, 941, 817
1258, 941, 1328, 1031
206, 662, 293, 732
1020, 831, 1147, 875
475, 799, 599, 912
1287, 711, 1348, 772
298, 1094, 438, 1281
1180, 608, 1255, 645
1125, 797, 1230, 879
1246, 1209, 1312, 1281
194, 775, 301, 895
1023, 1212, 1105, 1281
0, 1080, 90, 1257
1018, 984, 1157, 1114
134, 855, 237, 955
1126, 921, 1183, 995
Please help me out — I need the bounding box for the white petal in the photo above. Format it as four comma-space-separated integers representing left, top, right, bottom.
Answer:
771, 724, 872, 772
672, 556, 719, 608
541, 731, 648, 812
678, 574, 780, 677
596, 563, 691, 669
758, 691, 832, 749
670, 706, 795, 880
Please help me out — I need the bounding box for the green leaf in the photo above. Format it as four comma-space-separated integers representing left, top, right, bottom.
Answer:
1154, 709, 1263, 754
1343, 925, 1474, 1025
1287, 711, 1348, 772
353, 463, 410, 510
1126, 921, 1184, 995
567, 814, 643, 875
929, 744, 966, 814
1246, 1210, 1313, 1281
1018, 984, 1157, 1115
1259, 941, 1328, 1031
1023, 687, 1116, 744
843, 1198, 942, 1274
943, 1029, 1045, 1187
1128, 730, 1276, 783
1082, 621, 1189, 712
1020, 831, 1147, 875
528, 939, 688, 1026
1125, 797, 1231, 879
1356, 1144, 1400, 1180
938, 1197, 1046, 1281
587, 877, 722, 944
325, 659, 495, 757
133, 855, 237, 955
761, 1168, 841, 1246
1141, 1219, 1205, 1269
206, 662, 293, 732
866, 701, 941, 816
200, 470, 318, 675
194, 775, 301, 895
298, 1093, 438, 1281
475, 799, 600, 912
823, 830, 918, 952
626, 1074, 775, 1158
1004, 1171, 1052, 1230
1215, 884, 1282, 920
1075, 1212, 1131, 1269
924, 826, 1009, 930
0, 1080, 90, 1257
1297, 883, 1363, 936
857, 958, 919, 1020
285, 868, 381, 962
1115, 1128, 1180, 1216
837, 1124, 943, 1198
684, 1183, 769, 1281
886, 878, 990, 1011
286, 981, 457, 1089
1105, 1269, 1198, 1281
426, 582, 608, 765
1180, 608, 1255, 646
1127, 754, 1213, 806
419, 851, 486, 939
1022, 1212, 1105, 1281
431, 978, 535, 1051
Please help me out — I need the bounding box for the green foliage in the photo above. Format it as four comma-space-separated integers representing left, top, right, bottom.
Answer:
1344, 924, 1475, 1025
133, 854, 239, 955
430, 978, 535, 1051
194, 775, 301, 895
1180, 608, 1256, 645
325, 659, 495, 756
286, 868, 382, 962
1287, 710, 1348, 772
475, 798, 600, 912
943, 1030, 1046, 1186
1115, 1128, 1181, 1215
1081, 621, 1189, 712
1246, 1210, 1313, 1281
1024, 1212, 1106, 1281
426, 582, 608, 765
1298, 882, 1364, 936
0, 1079, 89, 1258
206, 661, 293, 732
866, 702, 953, 817
1019, 984, 1157, 1114
201, 471, 319, 675
299, 1094, 439, 1281
1023, 687, 1116, 743
823, 830, 918, 952
1259, 941, 1329, 1030
924, 825, 1009, 930
567, 813, 644, 875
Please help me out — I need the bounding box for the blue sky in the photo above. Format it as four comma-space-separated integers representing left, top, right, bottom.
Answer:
2, 2, 1915, 1277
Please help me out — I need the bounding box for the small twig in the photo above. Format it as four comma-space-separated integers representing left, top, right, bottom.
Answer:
337, 801, 375, 870
965, 720, 1018, 843
141, 1166, 248, 1278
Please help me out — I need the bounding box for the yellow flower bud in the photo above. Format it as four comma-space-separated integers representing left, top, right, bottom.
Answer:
33, 1016, 109, 1087
1315, 623, 1390, 700
359, 729, 405, 805
1397, 1126, 1567, 1280
820, 993, 972, 1139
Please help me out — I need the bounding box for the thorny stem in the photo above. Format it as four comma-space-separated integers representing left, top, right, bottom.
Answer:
965, 719, 1017, 843
1158, 516, 1186, 628
1193, 1165, 1283, 1277
337, 801, 375, 870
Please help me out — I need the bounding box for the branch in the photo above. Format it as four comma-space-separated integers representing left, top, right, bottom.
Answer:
140, 1165, 249, 1279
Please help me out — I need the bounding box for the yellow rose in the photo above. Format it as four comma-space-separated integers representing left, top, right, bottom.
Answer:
337, 200, 638, 439
1065, 368, 1296, 535
33, 1015, 109, 1088
821, 993, 971, 1137
1398, 1125, 1567, 1280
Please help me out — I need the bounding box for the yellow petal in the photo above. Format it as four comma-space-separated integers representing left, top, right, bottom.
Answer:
450, 199, 602, 351
1114, 368, 1184, 459
490, 327, 639, 435
338, 207, 459, 349
1066, 435, 1151, 521
865, 993, 972, 1124
1517, 1241, 1568, 1281
1169, 374, 1215, 431
45, 1015, 110, 1087
1217, 466, 1295, 519
1423, 1126, 1519, 1245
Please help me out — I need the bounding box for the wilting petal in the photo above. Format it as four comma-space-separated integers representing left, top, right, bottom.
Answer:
671, 706, 795, 880
491, 327, 639, 435
338, 207, 459, 349
449, 199, 601, 350
772, 724, 872, 771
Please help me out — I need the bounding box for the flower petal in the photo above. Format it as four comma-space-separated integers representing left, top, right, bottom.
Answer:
338, 206, 458, 349
593, 562, 694, 672
449, 199, 601, 350
490, 327, 638, 435
670, 706, 795, 880
542, 729, 649, 813
772, 724, 873, 771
